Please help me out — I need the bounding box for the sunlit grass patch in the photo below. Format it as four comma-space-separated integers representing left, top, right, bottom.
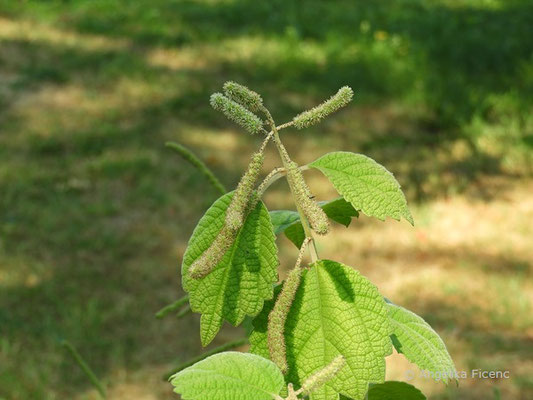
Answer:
0, 0, 532, 398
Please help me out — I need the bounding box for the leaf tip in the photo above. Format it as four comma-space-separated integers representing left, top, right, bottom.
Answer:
404, 210, 415, 226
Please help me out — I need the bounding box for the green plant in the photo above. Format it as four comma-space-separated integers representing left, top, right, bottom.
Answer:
169, 82, 456, 400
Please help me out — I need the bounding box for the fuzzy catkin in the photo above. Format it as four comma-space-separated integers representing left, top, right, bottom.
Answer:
210, 93, 263, 134
267, 238, 311, 373
188, 226, 236, 279
190, 150, 265, 280
223, 81, 263, 112
225, 151, 265, 231
268, 265, 303, 373
286, 162, 329, 235
293, 86, 354, 129
301, 355, 346, 395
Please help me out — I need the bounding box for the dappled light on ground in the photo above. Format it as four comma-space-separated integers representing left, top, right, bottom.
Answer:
1, 1, 532, 398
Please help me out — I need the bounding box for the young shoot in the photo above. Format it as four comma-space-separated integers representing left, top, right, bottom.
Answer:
171, 82, 454, 400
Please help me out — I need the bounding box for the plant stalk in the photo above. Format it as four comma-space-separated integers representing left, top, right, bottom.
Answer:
176, 305, 192, 319
257, 165, 309, 197
256, 167, 286, 197
166, 142, 226, 195
155, 295, 189, 319
260, 107, 319, 262
275, 140, 318, 262
61, 340, 106, 399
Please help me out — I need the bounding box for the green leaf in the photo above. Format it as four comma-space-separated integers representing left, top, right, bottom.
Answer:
388, 303, 456, 383
170, 351, 285, 400
270, 198, 359, 248
250, 260, 392, 400
247, 285, 282, 360
269, 210, 300, 235
319, 197, 359, 227
182, 192, 279, 346
367, 381, 426, 400
309, 152, 413, 225
284, 222, 307, 249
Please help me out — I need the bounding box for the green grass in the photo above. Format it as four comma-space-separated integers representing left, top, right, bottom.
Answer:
0, 1, 532, 399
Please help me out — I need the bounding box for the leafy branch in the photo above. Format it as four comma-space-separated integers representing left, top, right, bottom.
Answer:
168, 82, 454, 400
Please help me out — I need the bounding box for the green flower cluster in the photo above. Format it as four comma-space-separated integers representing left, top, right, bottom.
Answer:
267, 238, 311, 373
188, 226, 235, 279
223, 81, 264, 112
225, 151, 265, 231
293, 86, 354, 129
286, 162, 329, 235
210, 93, 263, 134
189, 150, 265, 279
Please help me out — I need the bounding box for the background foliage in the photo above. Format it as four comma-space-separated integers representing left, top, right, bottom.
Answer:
0, 0, 532, 399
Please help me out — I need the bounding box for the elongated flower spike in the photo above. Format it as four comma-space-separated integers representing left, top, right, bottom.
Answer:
300, 355, 346, 395
225, 150, 265, 231
223, 81, 263, 112
210, 93, 263, 134
286, 162, 329, 235
292, 86, 354, 129
268, 238, 312, 373
190, 133, 272, 280
188, 226, 235, 279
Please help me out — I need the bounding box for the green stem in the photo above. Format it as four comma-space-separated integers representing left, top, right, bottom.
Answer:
256, 167, 286, 198
163, 338, 248, 380
61, 340, 106, 399
288, 176, 319, 262
166, 142, 226, 195
262, 120, 294, 137
155, 295, 189, 319
176, 305, 192, 319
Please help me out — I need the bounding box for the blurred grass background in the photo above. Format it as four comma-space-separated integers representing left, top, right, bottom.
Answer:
0, 0, 532, 399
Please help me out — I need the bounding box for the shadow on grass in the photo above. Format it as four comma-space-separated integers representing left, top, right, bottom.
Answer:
6, 0, 530, 127
2, 0, 532, 190
392, 285, 532, 399
0, 1, 532, 398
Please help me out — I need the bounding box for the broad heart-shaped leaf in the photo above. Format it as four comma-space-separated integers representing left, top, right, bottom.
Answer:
309, 152, 413, 225
182, 192, 279, 346
170, 351, 285, 400
250, 260, 392, 400
367, 381, 426, 400
270, 198, 359, 248
388, 303, 456, 383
